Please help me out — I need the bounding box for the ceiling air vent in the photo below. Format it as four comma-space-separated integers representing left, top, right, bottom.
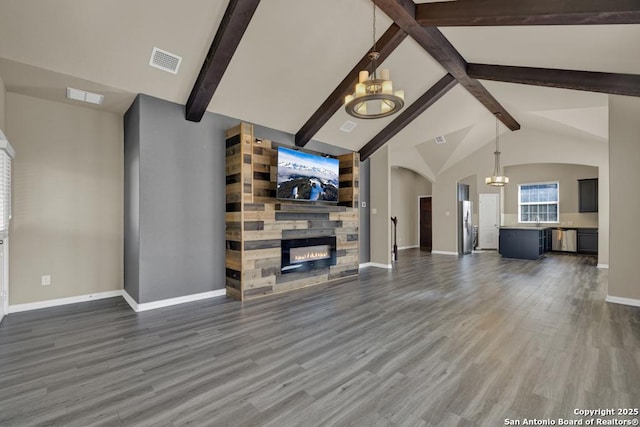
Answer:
435, 135, 447, 144
149, 47, 182, 74
340, 120, 358, 133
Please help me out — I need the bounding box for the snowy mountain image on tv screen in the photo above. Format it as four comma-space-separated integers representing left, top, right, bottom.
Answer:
276, 146, 339, 202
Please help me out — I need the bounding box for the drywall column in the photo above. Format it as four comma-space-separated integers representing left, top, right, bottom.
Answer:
608, 95, 640, 303
123, 96, 141, 302
370, 146, 392, 267
359, 159, 371, 264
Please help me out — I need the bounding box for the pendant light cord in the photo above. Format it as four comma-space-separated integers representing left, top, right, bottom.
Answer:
371, 0, 378, 79
373, 0, 377, 50
494, 114, 501, 175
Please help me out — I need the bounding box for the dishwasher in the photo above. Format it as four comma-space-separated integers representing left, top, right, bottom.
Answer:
552, 229, 577, 252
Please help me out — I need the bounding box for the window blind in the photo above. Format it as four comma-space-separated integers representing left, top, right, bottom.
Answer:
0, 133, 15, 237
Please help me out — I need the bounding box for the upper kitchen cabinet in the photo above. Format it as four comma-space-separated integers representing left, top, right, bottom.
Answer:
578, 178, 598, 213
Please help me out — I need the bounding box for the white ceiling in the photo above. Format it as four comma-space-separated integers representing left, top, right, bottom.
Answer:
0, 0, 636, 177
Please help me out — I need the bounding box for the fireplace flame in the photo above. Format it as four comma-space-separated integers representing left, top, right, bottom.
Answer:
290, 244, 331, 264
293, 251, 329, 262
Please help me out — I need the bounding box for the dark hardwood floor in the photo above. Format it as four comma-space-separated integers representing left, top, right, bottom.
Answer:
1, 250, 639, 426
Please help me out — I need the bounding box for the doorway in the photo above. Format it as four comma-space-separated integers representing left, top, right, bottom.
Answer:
479, 193, 500, 249
419, 196, 432, 252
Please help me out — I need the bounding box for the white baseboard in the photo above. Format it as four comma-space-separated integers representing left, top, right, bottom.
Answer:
370, 262, 393, 269
597, 264, 609, 269
122, 289, 226, 313
398, 245, 418, 250
431, 251, 459, 256
7, 288, 227, 315
605, 295, 640, 308
359, 262, 372, 269
8, 290, 123, 314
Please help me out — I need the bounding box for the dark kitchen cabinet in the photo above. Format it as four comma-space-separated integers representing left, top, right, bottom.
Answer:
577, 228, 598, 255
544, 228, 552, 252
578, 178, 598, 213
499, 228, 545, 260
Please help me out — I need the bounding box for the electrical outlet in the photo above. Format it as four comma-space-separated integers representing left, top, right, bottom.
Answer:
41, 275, 51, 286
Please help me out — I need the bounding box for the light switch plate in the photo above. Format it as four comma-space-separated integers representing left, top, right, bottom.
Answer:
372, 208, 377, 214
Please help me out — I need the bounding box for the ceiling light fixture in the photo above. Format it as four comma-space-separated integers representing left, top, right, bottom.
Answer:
344, 0, 404, 119
485, 113, 509, 186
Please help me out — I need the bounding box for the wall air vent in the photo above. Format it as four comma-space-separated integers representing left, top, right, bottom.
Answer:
149, 47, 182, 74
66, 87, 104, 105
435, 135, 447, 144
340, 120, 358, 133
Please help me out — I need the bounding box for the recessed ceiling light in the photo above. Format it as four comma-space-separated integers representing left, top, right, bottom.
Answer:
66, 87, 104, 105
149, 47, 182, 74
435, 135, 446, 144
340, 120, 357, 133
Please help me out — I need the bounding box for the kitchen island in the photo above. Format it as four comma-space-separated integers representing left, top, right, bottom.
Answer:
499, 226, 549, 260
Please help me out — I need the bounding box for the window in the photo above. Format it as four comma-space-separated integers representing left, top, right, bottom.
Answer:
0, 135, 15, 236
518, 182, 559, 223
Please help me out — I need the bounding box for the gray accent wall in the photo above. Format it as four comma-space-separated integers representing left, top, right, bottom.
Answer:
124, 94, 359, 303
124, 97, 141, 302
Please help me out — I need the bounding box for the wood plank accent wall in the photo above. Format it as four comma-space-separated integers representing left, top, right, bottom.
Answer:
225, 123, 360, 301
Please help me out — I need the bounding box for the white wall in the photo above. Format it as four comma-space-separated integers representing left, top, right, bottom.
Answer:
0, 75, 5, 130
608, 95, 640, 301
7, 93, 123, 304
390, 167, 431, 248
370, 146, 391, 266
503, 163, 599, 228
431, 127, 609, 265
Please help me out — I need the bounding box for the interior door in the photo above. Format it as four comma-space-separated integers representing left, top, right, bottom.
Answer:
419, 197, 432, 251
479, 194, 500, 249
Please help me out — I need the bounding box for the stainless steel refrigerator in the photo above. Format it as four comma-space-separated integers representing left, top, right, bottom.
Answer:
458, 201, 473, 255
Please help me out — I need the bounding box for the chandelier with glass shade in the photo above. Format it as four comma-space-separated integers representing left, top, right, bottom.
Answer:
485, 113, 510, 187
344, 0, 405, 119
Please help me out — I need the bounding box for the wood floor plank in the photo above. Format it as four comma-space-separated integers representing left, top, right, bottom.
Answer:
1, 250, 638, 426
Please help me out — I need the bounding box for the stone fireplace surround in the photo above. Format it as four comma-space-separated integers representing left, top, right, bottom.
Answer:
224, 123, 360, 301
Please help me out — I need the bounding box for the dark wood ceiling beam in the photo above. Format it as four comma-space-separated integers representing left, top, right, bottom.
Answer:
294, 24, 408, 147
359, 74, 458, 161
467, 64, 640, 97
375, 0, 520, 131
416, 0, 640, 27
185, 0, 261, 122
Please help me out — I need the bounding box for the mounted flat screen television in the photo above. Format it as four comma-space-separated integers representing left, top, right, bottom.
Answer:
276, 146, 339, 203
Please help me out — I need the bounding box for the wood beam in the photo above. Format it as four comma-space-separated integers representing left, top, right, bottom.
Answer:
467, 64, 640, 97
294, 24, 408, 147
359, 74, 458, 161
416, 0, 640, 27
185, 0, 261, 122
375, 0, 520, 131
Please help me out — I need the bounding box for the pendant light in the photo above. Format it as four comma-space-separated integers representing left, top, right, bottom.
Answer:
344, 0, 405, 119
485, 113, 509, 187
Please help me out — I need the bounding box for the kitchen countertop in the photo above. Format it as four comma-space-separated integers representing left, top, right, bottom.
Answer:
499, 226, 550, 231
500, 225, 598, 231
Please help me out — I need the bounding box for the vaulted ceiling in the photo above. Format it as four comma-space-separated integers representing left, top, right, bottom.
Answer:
0, 0, 636, 178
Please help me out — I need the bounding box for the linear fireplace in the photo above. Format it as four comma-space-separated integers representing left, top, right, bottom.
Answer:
281, 236, 337, 274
